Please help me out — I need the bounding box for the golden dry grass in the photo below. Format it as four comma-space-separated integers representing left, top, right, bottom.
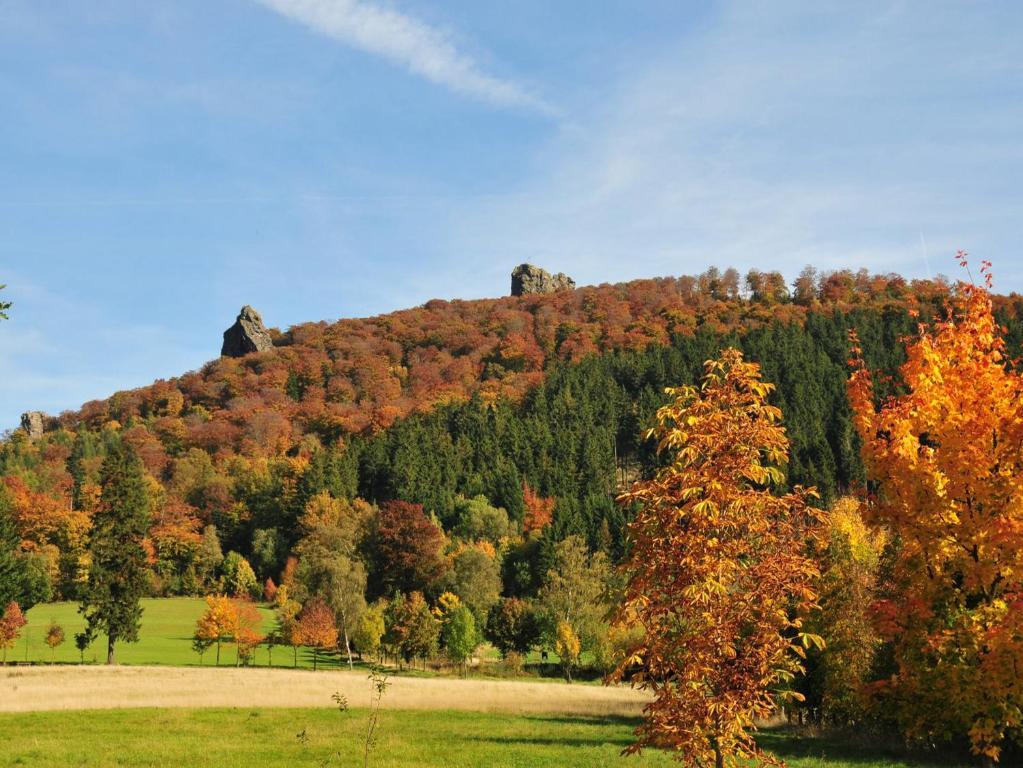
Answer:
1, 665, 651, 716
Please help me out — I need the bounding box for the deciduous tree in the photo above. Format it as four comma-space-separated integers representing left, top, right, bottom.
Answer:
610, 348, 823, 768
441, 603, 478, 677
371, 501, 447, 599
0, 601, 27, 662
554, 620, 580, 683
297, 598, 338, 671
44, 621, 65, 661
194, 594, 237, 666
485, 597, 539, 658
230, 598, 264, 666
848, 258, 1023, 762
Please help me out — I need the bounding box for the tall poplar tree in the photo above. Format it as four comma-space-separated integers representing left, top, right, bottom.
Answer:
80, 441, 151, 664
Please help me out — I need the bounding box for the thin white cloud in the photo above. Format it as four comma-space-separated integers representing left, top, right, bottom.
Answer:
254, 0, 554, 114
433, 0, 1023, 291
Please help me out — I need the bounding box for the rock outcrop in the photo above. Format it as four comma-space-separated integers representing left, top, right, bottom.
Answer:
20, 411, 46, 440
221, 306, 274, 357
510, 264, 576, 297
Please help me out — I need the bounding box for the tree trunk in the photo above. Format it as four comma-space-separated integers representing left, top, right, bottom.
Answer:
106, 635, 116, 666
343, 627, 353, 670
215, 640, 221, 666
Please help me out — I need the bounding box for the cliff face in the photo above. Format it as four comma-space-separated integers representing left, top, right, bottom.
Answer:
510, 264, 576, 296
221, 306, 273, 357
20, 411, 46, 440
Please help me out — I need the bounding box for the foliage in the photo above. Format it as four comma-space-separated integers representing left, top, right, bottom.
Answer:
554, 620, 580, 683
370, 501, 447, 599
44, 620, 65, 659
0, 601, 27, 662
485, 597, 539, 657
537, 535, 609, 652
297, 598, 338, 671
80, 441, 152, 664
0, 283, 10, 321
610, 349, 824, 767
230, 598, 264, 666
0, 499, 31, 609
451, 495, 512, 547
74, 630, 90, 662
352, 601, 386, 660
194, 594, 236, 666
384, 591, 439, 665
848, 260, 1023, 762
440, 603, 478, 676
799, 496, 885, 724
223, 552, 259, 598
522, 484, 554, 534
446, 544, 501, 624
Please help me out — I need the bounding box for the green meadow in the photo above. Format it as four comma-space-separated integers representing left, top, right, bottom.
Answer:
0, 709, 971, 768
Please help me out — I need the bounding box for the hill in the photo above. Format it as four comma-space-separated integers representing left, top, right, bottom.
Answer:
2, 263, 1022, 607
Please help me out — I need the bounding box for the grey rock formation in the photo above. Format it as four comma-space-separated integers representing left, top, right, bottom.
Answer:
20, 411, 46, 440
221, 305, 274, 357
510, 264, 576, 296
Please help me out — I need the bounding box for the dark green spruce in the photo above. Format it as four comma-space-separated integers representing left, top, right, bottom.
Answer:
80, 441, 151, 664
0, 491, 29, 608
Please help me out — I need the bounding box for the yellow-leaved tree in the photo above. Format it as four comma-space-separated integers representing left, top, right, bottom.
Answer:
610, 348, 823, 768
848, 256, 1023, 762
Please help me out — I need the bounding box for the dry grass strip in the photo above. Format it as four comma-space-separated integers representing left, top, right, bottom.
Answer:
1, 665, 650, 716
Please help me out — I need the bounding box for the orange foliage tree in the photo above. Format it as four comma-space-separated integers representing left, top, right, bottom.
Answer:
194, 594, 236, 666
297, 598, 338, 671
0, 601, 27, 662
230, 598, 264, 666
610, 349, 823, 768
521, 484, 554, 534
848, 257, 1023, 762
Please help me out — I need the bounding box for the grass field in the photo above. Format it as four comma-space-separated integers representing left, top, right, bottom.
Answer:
17, 598, 278, 667
17, 598, 576, 675
0, 708, 971, 768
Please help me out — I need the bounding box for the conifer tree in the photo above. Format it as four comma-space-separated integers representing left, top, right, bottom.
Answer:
80, 441, 151, 665
0, 498, 29, 608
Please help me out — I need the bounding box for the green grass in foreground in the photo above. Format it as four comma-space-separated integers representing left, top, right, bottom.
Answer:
0, 709, 971, 768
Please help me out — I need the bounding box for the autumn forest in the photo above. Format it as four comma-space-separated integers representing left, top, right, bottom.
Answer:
4, 262, 1023, 766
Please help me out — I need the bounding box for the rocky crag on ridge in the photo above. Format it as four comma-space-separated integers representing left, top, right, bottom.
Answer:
510, 264, 576, 296
222, 305, 274, 357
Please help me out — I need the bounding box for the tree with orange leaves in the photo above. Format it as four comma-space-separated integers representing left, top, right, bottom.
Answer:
521, 484, 554, 534
297, 598, 338, 671
194, 594, 236, 666
610, 348, 823, 768
848, 255, 1023, 762
230, 598, 264, 666
0, 601, 27, 663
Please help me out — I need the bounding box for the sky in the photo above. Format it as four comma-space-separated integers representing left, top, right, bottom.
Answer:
1, 0, 1022, 430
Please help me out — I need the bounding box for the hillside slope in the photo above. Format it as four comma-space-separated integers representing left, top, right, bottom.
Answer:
3, 265, 1020, 605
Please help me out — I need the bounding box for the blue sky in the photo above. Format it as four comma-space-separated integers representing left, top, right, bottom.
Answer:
2, 1, 1022, 429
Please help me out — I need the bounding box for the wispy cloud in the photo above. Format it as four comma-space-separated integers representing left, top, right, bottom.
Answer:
254, 0, 554, 114
433, 1, 1023, 291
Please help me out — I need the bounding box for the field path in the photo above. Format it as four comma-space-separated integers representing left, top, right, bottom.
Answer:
1, 665, 650, 716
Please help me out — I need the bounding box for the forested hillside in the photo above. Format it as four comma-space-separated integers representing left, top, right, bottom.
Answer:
3, 266, 1022, 608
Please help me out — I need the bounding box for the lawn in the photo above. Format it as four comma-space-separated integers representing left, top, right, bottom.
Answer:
17, 598, 280, 667
17, 598, 584, 678
0, 709, 972, 768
